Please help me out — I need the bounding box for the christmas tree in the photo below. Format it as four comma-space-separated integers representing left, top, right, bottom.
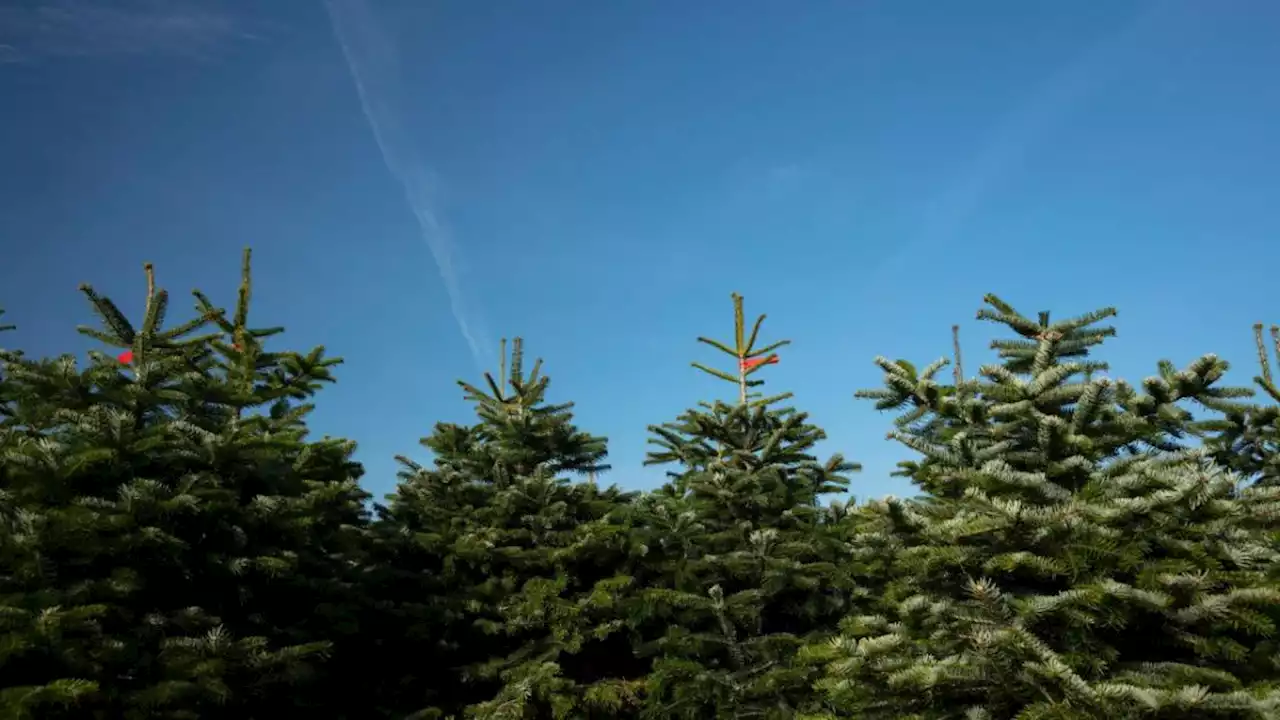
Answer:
635, 293, 860, 719
0, 253, 370, 718
1204, 323, 1280, 487
371, 338, 643, 719
805, 295, 1280, 719
9, 248, 1280, 720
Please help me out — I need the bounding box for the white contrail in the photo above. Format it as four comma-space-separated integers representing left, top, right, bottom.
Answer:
323, 0, 489, 369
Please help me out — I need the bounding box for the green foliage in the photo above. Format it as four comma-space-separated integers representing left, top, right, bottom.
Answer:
806, 295, 1280, 719
368, 337, 642, 719
5, 260, 1280, 720
632, 293, 861, 719
1203, 323, 1280, 487
690, 292, 792, 407
0, 254, 369, 719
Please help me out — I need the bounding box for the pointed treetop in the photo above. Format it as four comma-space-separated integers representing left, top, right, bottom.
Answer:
436, 336, 608, 480
693, 292, 790, 406
977, 293, 1117, 375
192, 248, 341, 413
951, 324, 964, 386
193, 247, 287, 356
77, 260, 222, 366
1252, 322, 1280, 402
459, 336, 553, 416
190, 244, 291, 368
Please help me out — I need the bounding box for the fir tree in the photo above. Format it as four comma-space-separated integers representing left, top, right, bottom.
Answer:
805, 295, 1280, 719
636, 293, 859, 719
1204, 323, 1280, 487
189, 250, 374, 718
372, 338, 643, 719
0, 254, 369, 719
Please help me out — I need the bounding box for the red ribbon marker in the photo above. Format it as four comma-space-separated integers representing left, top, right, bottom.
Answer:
739, 354, 779, 372
117, 350, 134, 364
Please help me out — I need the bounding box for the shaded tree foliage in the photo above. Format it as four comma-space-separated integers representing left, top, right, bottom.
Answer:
3, 259, 1279, 720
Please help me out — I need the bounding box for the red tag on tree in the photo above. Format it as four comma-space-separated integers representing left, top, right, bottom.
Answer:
117, 350, 134, 364
740, 354, 779, 372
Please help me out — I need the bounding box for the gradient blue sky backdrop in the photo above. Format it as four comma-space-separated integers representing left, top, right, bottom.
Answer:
3, 0, 1280, 502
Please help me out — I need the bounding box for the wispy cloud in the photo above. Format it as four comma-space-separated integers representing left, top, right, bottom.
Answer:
324, 0, 491, 370
0, 0, 254, 64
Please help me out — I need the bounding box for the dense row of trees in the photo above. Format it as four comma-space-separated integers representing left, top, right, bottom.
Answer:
3, 251, 1279, 719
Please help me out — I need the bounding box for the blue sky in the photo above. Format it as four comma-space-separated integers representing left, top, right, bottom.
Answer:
3, 0, 1280, 503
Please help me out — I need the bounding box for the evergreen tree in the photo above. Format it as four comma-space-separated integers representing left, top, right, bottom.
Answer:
1204, 323, 1280, 487
188, 250, 374, 718
10, 250, 1280, 720
0, 253, 369, 719
372, 339, 643, 719
805, 295, 1280, 719
635, 293, 859, 719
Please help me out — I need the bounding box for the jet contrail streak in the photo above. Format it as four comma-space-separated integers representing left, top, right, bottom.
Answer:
323, 0, 489, 369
